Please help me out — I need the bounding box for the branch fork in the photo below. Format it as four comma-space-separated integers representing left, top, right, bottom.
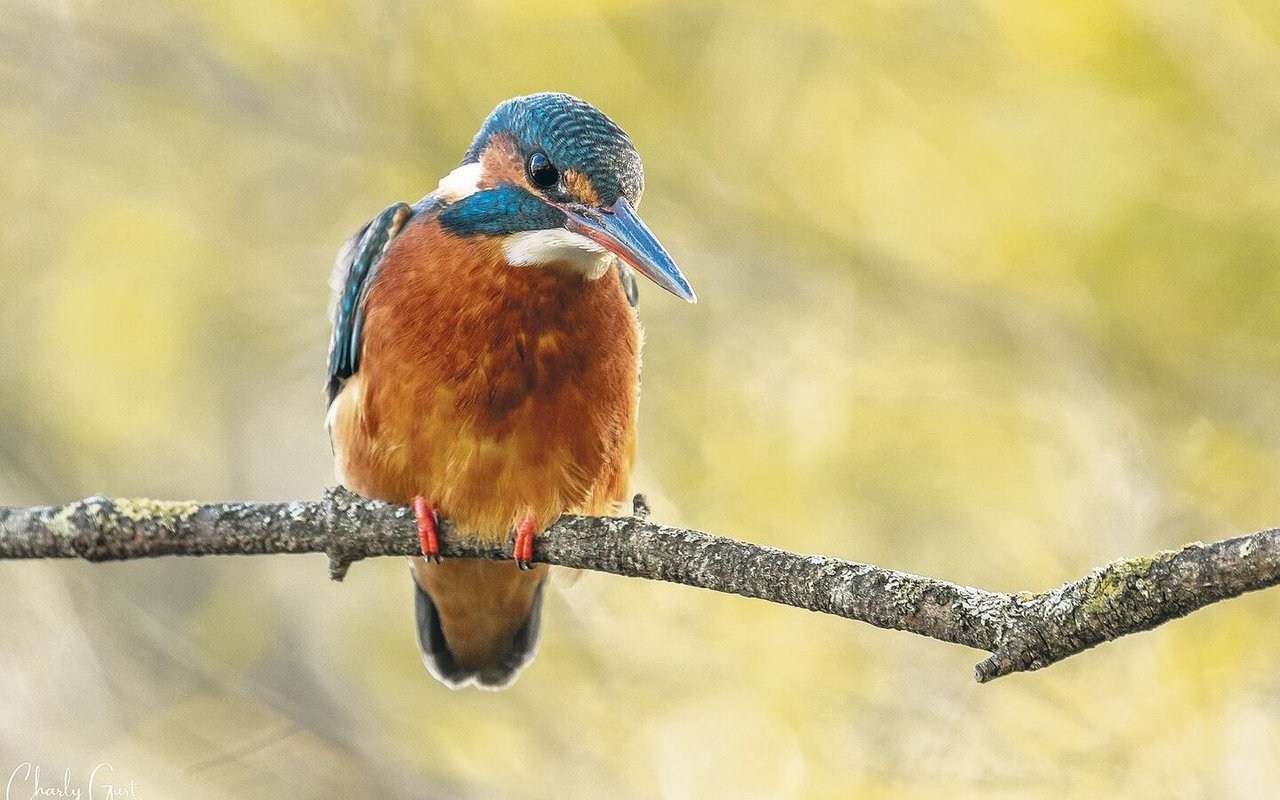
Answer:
2, 488, 1277, 682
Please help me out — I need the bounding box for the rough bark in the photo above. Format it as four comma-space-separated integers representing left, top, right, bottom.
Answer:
1, 487, 1276, 682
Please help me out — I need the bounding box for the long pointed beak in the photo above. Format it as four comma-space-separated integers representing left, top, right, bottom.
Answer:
563, 197, 696, 303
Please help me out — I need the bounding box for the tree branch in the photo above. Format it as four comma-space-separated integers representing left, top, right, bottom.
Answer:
1, 487, 1276, 682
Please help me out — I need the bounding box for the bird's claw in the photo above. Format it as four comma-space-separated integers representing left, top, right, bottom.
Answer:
413, 495, 442, 563
514, 516, 536, 570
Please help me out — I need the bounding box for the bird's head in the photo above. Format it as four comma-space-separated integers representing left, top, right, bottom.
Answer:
435, 92, 695, 303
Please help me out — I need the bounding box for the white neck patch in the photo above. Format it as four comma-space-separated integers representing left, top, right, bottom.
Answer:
434, 162, 483, 203
503, 229, 614, 279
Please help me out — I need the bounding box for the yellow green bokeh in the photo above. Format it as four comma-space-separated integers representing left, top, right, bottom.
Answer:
3, 0, 1280, 797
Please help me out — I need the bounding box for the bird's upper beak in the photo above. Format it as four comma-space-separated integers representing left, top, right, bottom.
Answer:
562, 197, 696, 303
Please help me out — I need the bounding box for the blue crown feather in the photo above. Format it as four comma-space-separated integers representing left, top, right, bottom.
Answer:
462, 92, 644, 207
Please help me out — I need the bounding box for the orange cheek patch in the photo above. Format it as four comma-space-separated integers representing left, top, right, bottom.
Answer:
479, 133, 528, 189
479, 136, 602, 208
563, 169, 600, 207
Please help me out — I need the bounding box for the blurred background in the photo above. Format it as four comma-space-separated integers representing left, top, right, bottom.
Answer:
2, 0, 1280, 796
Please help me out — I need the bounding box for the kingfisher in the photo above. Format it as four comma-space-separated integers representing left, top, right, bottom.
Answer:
325, 93, 695, 689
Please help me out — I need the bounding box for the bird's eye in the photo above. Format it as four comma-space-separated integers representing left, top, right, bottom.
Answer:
527, 152, 561, 189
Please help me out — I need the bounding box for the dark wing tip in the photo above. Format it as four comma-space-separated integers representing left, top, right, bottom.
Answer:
412, 573, 546, 691
414, 578, 478, 689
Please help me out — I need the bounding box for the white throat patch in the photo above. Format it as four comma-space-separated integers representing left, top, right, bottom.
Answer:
503, 229, 614, 279
434, 162, 483, 203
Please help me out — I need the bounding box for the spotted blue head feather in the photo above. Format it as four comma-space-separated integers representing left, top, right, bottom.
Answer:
463, 92, 644, 207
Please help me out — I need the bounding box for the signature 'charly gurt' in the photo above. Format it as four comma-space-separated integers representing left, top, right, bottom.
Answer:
5, 763, 138, 800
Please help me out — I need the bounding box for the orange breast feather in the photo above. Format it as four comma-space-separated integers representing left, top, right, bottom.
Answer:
329, 217, 640, 539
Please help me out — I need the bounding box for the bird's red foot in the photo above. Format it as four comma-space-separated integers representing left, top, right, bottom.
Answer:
413, 496, 442, 563
514, 516, 536, 570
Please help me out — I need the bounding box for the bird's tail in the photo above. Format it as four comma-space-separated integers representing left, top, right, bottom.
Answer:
410, 558, 547, 690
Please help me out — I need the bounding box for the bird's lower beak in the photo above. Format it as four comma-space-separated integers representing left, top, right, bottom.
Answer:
563, 197, 696, 303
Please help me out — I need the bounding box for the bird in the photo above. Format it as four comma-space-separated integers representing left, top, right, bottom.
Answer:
325, 92, 695, 689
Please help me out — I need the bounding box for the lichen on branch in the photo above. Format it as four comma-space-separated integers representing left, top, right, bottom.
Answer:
2, 487, 1277, 682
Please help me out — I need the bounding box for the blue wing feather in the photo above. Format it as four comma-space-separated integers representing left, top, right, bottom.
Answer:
326, 193, 632, 404
326, 202, 416, 404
